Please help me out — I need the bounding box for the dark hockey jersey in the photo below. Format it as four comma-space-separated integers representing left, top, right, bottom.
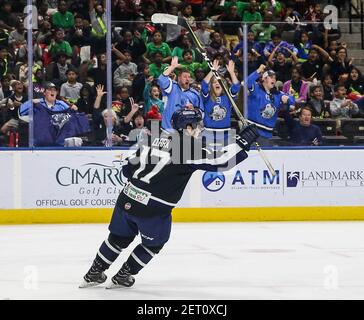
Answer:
116, 129, 248, 217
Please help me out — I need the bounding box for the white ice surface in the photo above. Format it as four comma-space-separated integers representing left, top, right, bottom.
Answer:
1, 222, 364, 300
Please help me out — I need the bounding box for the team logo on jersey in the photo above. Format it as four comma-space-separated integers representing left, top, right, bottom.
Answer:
124, 202, 131, 210
210, 105, 227, 121
202, 171, 225, 192
51, 113, 71, 129
260, 103, 276, 119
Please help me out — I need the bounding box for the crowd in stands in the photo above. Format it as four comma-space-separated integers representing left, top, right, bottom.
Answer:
0, 0, 363, 147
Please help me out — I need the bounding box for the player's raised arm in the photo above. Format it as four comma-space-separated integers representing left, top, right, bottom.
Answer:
247, 64, 266, 93
187, 124, 259, 172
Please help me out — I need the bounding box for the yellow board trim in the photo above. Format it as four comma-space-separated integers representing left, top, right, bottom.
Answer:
1, 207, 364, 224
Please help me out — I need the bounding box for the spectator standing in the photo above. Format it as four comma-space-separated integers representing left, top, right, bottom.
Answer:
158, 56, 203, 129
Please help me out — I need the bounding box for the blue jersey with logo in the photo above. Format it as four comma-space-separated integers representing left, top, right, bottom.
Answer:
247, 71, 295, 138
201, 80, 240, 129
158, 74, 203, 129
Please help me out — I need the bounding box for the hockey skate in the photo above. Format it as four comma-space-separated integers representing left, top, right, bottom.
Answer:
79, 261, 107, 288
106, 263, 135, 289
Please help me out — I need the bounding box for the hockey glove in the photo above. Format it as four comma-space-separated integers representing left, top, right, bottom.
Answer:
236, 124, 259, 151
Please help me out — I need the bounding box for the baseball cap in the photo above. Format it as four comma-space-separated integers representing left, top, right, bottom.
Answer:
262, 70, 276, 79
44, 82, 57, 90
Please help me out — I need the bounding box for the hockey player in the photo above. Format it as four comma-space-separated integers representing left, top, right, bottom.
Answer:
247, 64, 295, 146
79, 108, 259, 289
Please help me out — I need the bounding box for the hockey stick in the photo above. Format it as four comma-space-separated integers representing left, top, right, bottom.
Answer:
151, 14, 276, 176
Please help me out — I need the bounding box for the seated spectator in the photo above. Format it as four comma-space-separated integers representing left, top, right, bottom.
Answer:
88, 0, 107, 54
49, 28, 73, 59
307, 84, 331, 118
67, 14, 91, 50
76, 83, 95, 115
149, 51, 168, 78
345, 67, 364, 115
264, 32, 298, 60
180, 3, 197, 30
269, 49, 297, 84
112, 86, 133, 119
194, 67, 206, 86
301, 47, 331, 82
322, 73, 335, 101
219, 5, 243, 51
143, 31, 172, 64
251, 11, 277, 45
133, 17, 153, 45
329, 47, 353, 85
115, 29, 146, 65
180, 49, 208, 79
0, 0, 19, 31
283, 106, 323, 146
231, 31, 262, 58
60, 68, 83, 106
93, 109, 128, 147
261, 0, 284, 18
295, 31, 313, 63
128, 111, 148, 142
283, 67, 309, 104
185, 0, 204, 17
33, 68, 46, 98
46, 51, 74, 86
242, 0, 262, 24
113, 50, 137, 88
88, 53, 107, 88
52, 0, 75, 32
235, 48, 265, 78
195, 20, 211, 47
330, 85, 359, 119
1, 80, 27, 135
37, 0, 52, 26
8, 21, 26, 56
0, 46, 9, 81
172, 34, 197, 63
132, 63, 151, 103
304, 2, 323, 28
205, 32, 230, 62
143, 78, 164, 115
282, 1, 302, 31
